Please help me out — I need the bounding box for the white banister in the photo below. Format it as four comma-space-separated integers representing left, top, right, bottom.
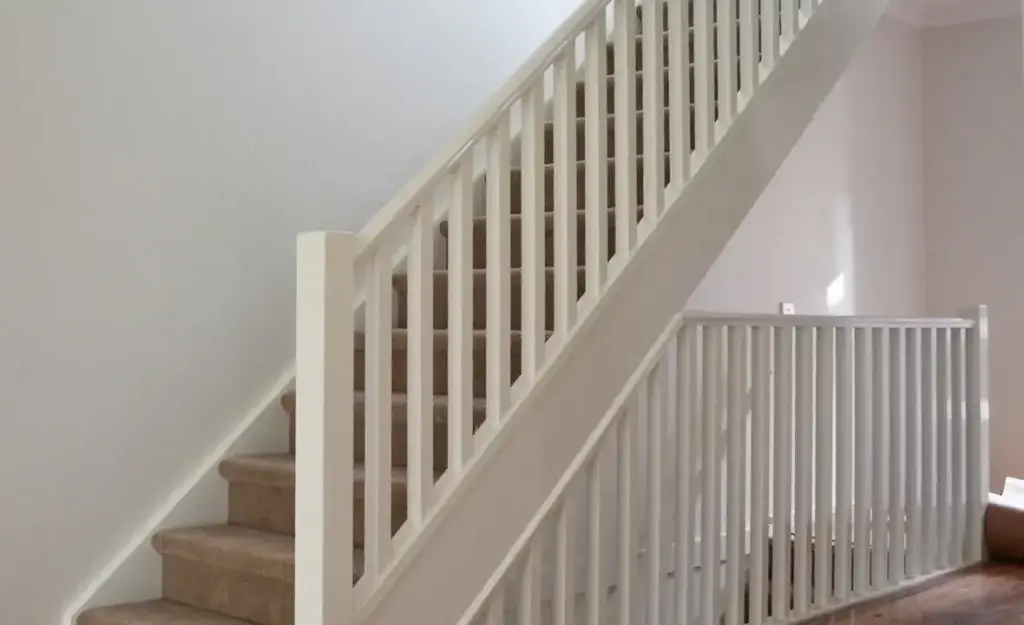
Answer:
772, 322, 793, 621
724, 326, 747, 625
693, 0, 714, 160
407, 202, 435, 526
936, 328, 951, 570
793, 327, 813, 613
717, 0, 737, 125
921, 327, 937, 574
888, 327, 907, 585
834, 326, 853, 600
905, 328, 923, 578
448, 156, 476, 474
853, 327, 871, 594
642, 0, 666, 230
486, 113, 512, 436
613, 0, 638, 265
520, 84, 547, 384
585, 14, 609, 304
701, 324, 722, 625
553, 47, 578, 343
814, 325, 834, 609
667, 0, 691, 184
965, 305, 990, 562
871, 327, 890, 590
950, 328, 966, 566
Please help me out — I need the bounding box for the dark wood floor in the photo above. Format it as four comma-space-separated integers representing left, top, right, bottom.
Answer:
801, 564, 1024, 624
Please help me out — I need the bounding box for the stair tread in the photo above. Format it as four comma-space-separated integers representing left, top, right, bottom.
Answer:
354, 327, 554, 350
511, 150, 670, 173
79, 600, 253, 625
221, 453, 443, 487
439, 206, 645, 237
152, 525, 294, 582
280, 389, 487, 421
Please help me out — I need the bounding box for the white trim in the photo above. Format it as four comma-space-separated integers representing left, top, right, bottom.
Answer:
887, 0, 1020, 28
61, 366, 294, 624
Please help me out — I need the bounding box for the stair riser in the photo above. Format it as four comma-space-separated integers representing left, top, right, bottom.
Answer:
355, 341, 523, 397
510, 153, 668, 213
461, 213, 622, 270
577, 68, 672, 116
162, 556, 293, 625
543, 109, 672, 163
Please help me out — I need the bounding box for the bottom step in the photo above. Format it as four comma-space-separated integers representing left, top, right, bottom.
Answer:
78, 599, 251, 625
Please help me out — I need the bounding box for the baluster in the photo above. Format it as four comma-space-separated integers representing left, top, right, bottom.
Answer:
618, 409, 635, 625
725, 325, 748, 625
871, 328, 890, 589
587, 460, 603, 625
782, 0, 799, 44
716, 0, 737, 126
520, 542, 542, 625
693, 0, 715, 161
936, 328, 951, 569
889, 328, 907, 584
642, 0, 666, 232
965, 306, 990, 563
761, 0, 780, 77
614, 0, 639, 263
748, 325, 770, 625
364, 248, 393, 580
677, 325, 697, 625
407, 202, 435, 526
555, 498, 575, 625
521, 84, 547, 382
793, 327, 813, 614
771, 323, 793, 620
905, 328, 922, 578
814, 326, 835, 609
486, 114, 512, 434
554, 49, 578, 342
739, 0, 758, 105
853, 327, 872, 595
834, 326, 854, 600
668, 0, 692, 184
585, 17, 609, 304
647, 362, 664, 625
448, 157, 475, 473
951, 328, 966, 567
921, 328, 937, 573
701, 325, 722, 625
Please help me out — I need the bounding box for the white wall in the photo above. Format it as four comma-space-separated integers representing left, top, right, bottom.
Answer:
689, 17, 927, 318
921, 15, 1024, 489
0, 1, 581, 622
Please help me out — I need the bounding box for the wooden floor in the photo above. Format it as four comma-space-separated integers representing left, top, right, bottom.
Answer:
801, 564, 1024, 624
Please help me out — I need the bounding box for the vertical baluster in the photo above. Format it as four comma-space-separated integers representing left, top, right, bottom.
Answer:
772, 323, 793, 620
648, 362, 664, 625
487, 115, 512, 434
407, 202, 435, 525
834, 326, 854, 600
521, 84, 547, 382
748, 325, 770, 625
614, 0, 638, 262
642, 0, 666, 232
585, 17, 608, 303
889, 328, 907, 584
553, 49, 578, 343
716, 0, 737, 125
618, 409, 634, 625
951, 328, 966, 567
761, 0, 780, 76
936, 328, 951, 569
520, 542, 542, 625
555, 498, 575, 625
782, 0, 799, 44
871, 328, 890, 589
965, 306, 990, 563
814, 326, 834, 609
725, 325, 747, 625
295, 232, 358, 625
853, 327, 872, 595
693, 0, 715, 161
449, 157, 475, 473
702, 325, 722, 625
800, 0, 814, 20
793, 327, 813, 614
677, 325, 697, 625
905, 328, 922, 578
921, 328, 937, 573
364, 249, 393, 580
668, 0, 691, 184
739, 0, 758, 105
588, 460, 603, 625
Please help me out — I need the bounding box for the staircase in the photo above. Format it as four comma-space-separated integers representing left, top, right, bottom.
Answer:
75, 1, 896, 624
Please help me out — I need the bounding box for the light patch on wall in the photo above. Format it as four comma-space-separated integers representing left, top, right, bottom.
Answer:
827, 273, 846, 310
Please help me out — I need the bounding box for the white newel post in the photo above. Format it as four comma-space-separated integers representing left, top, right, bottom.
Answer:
296, 231, 361, 625
965, 305, 990, 563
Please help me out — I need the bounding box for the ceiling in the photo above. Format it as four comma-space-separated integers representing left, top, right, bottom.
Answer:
887, 0, 1021, 27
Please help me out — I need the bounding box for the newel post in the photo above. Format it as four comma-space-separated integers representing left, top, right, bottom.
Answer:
296, 231, 361, 625
964, 304, 990, 563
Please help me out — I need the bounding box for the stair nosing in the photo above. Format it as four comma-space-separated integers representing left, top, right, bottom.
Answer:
78, 599, 254, 625
152, 524, 294, 582
220, 453, 445, 488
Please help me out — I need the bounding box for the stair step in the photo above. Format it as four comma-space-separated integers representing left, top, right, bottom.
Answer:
154, 525, 295, 582
543, 109, 675, 163
578, 67, 672, 115
78, 600, 252, 625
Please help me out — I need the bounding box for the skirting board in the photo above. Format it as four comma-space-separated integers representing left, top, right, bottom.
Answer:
61, 365, 294, 625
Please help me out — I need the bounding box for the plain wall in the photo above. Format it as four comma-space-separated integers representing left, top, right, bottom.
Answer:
689, 16, 927, 318
0, 0, 581, 622
922, 15, 1024, 489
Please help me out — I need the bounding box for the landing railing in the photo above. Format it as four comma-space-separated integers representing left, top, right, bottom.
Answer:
296, 1, 830, 622
458, 308, 990, 625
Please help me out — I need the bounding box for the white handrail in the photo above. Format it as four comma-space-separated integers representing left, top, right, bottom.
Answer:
684, 311, 975, 328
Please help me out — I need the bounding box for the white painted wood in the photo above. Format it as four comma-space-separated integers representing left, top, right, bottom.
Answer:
935, 328, 951, 569
905, 328, 922, 578
520, 84, 547, 382
793, 326, 813, 614
749, 326, 770, 625
676, 325, 696, 625
950, 328, 966, 568
647, 361, 663, 625
965, 306, 989, 563
614, 0, 638, 261
888, 328, 907, 584
295, 231, 359, 625
717, 0, 737, 124
668, 0, 692, 183
554, 500, 575, 625
814, 326, 835, 609
871, 328, 890, 589
694, 0, 715, 159
685, 313, 974, 329
920, 328, 937, 573
585, 16, 609, 303
407, 202, 435, 526
618, 412, 634, 625
553, 49, 578, 342
853, 327, 872, 595
702, 324, 722, 625
587, 461, 603, 625
761, 0, 781, 74
783, 0, 800, 42
725, 326, 747, 625
772, 324, 793, 620
740, 0, 758, 103
834, 326, 853, 600
520, 543, 542, 625
364, 248, 394, 580
642, 0, 666, 226
448, 157, 476, 473
487, 113, 512, 433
